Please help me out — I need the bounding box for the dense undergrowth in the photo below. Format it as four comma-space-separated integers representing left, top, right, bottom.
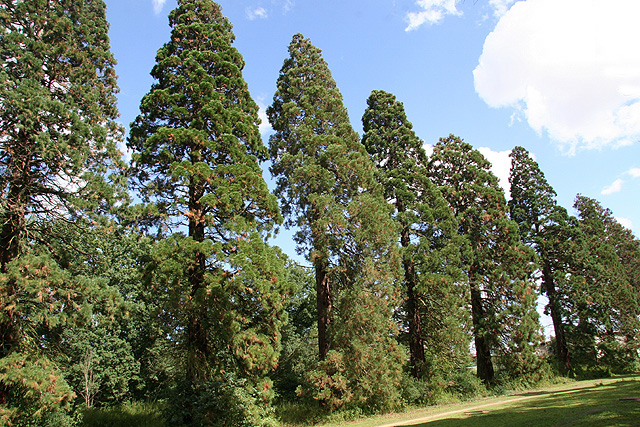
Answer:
78, 366, 605, 427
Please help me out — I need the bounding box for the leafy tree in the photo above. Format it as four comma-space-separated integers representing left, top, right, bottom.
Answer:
272, 262, 317, 400
429, 135, 542, 385
508, 146, 573, 373
267, 34, 403, 410
45, 222, 155, 407
361, 90, 465, 380
0, 0, 124, 421
127, 0, 288, 423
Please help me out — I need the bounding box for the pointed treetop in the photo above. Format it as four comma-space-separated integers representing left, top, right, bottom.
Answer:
508, 146, 560, 243
429, 134, 505, 219
362, 89, 427, 170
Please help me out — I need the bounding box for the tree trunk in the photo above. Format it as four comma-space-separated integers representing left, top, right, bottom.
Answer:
185, 180, 208, 382
0, 154, 28, 273
542, 260, 571, 374
406, 273, 425, 378
309, 203, 333, 361
0, 149, 30, 403
400, 222, 425, 378
316, 258, 332, 360
470, 268, 494, 385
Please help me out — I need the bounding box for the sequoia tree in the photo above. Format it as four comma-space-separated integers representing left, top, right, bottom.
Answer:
566, 196, 640, 372
128, 1, 288, 423
429, 135, 541, 385
508, 146, 572, 373
361, 90, 464, 379
268, 34, 403, 409
0, 0, 125, 420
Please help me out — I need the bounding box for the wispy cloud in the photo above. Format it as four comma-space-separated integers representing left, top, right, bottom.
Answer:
628, 167, 640, 178
599, 167, 640, 195
474, 0, 640, 153
602, 179, 625, 195
282, 0, 294, 13
405, 0, 515, 31
405, 0, 460, 31
246, 6, 268, 20
152, 0, 166, 15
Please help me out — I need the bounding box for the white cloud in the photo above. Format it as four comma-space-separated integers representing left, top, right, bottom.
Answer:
282, 0, 294, 13
152, 0, 166, 14
477, 147, 512, 198
601, 179, 625, 195
489, 0, 517, 17
257, 102, 272, 136
405, 0, 517, 31
616, 217, 633, 230
474, 0, 640, 153
628, 167, 640, 178
405, 0, 461, 31
246, 7, 268, 20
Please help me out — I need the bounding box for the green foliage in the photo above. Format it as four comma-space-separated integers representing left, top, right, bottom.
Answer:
36, 220, 148, 408
166, 375, 278, 427
0, 0, 126, 421
332, 289, 405, 411
80, 401, 165, 427
128, 2, 288, 423
509, 146, 573, 374
429, 135, 542, 385
268, 34, 404, 412
0, 0, 125, 266
0, 255, 81, 423
400, 369, 487, 407
272, 263, 317, 400
0, 352, 75, 426
59, 326, 139, 407
561, 196, 640, 374
362, 90, 466, 380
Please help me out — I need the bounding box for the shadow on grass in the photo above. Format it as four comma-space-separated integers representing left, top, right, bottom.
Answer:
403, 380, 640, 427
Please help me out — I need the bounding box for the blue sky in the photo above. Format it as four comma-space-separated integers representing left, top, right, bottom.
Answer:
105, 0, 640, 247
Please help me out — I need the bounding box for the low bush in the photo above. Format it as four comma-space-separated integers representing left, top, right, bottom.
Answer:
80, 401, 165, 427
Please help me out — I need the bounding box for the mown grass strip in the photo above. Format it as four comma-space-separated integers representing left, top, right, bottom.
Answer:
324, 376, 640, 427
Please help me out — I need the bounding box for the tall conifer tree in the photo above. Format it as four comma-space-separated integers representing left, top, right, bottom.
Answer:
0, 0, 125, 420
567, 196, 640, 372
268, 35, 403, 409
128, 1, 287, 422
508, 146, 573, 373
361, 90, 464, 379
429, 135, 541, 385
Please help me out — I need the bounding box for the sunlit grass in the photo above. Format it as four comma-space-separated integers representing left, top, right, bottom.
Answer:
410, 380, 640, 427
319, 376, 640, 427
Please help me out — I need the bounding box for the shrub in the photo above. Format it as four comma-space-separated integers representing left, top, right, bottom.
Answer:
80, 401, 164, 427
165, 375, 278, 427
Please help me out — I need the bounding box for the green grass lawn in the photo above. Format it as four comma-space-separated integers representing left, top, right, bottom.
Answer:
323, 376, 640, 427
408, 381, 640, 427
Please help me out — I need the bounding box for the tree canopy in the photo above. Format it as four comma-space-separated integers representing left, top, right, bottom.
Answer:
361, 90, 465, 380
268, 35, 403, 410
1, 1, 638, 424
429, 135, 542, 385
0, 0, 125, 422
128, 0, 288, 423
